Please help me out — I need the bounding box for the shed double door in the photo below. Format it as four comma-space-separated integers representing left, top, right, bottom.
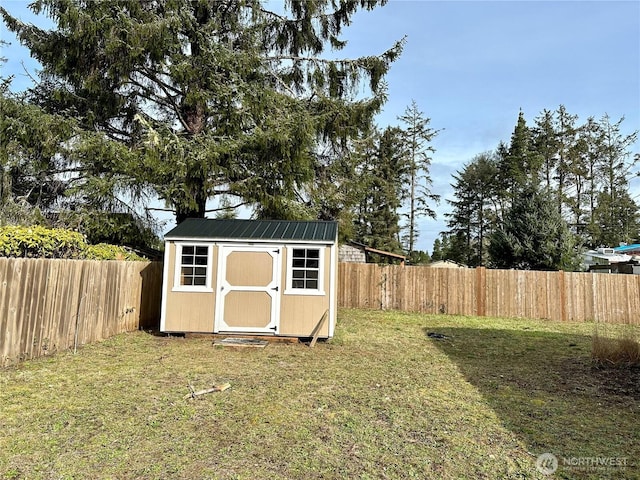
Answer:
215, 245, 281, 334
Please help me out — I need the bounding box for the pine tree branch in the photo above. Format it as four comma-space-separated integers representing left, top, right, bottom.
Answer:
19, 60, 39, 86
205, 201, 250, 213
265, 54, 366, 66
146, 207, 174, 213
264, 65, 304, 98
131, 68, 192, 132
259, 7, 287, 21
139, 66, 183, 96
103, 122, 135, 142
124, 75, 181, 120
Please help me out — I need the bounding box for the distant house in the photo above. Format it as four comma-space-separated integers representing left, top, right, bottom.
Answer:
582, 247, 639, 274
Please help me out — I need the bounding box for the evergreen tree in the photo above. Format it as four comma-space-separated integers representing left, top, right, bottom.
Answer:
431, 237, 444, 261
441, 231, 469, 265
587, 114, 639, 246
431, 233, 467, 264
596, 114, 638, 206
590, 190, 639, 247
553, 105, 579, 216
0, 80, 75, 224
497, 111, 540, 201
1, 80, 163, 246
532, 109, 559, 193
397, 100, 440, 256
516, 107, 638, 249
573, 116, 603, 245
488, 185, 579, 271
564, 126, 590, 234
407, 250, 430, 265
353, 126, 407, 254
470, 106, 637, 265
446, 152, 501, 266
1, 0, 403, 224
302, 144, 363, 242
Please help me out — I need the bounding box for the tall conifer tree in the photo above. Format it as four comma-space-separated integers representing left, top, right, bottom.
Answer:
1, 0, 403, 223
446, 152, 500, 266
397, 100, 439, 256
354, 126, 406, 254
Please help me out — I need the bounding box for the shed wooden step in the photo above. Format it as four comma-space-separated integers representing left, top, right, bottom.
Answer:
213, 337, 269, 348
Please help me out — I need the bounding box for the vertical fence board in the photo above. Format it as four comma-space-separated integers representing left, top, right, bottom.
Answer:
1, 260, 18, 362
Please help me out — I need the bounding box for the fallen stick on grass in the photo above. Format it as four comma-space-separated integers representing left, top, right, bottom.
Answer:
184, 382, 231, 399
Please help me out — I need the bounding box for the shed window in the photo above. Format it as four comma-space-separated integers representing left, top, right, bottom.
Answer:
173, 243, 213, 291
286, 247, 325, 295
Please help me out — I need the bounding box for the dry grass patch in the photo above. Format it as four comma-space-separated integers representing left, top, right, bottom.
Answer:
0, 309, 638, 479
592, 323, 640, 367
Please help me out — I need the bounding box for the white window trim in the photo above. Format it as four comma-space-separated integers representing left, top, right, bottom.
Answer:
284, 245, 325, 296
172, 242, 214, 292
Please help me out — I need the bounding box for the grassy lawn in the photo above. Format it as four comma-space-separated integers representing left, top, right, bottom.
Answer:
1, 309, 638, 479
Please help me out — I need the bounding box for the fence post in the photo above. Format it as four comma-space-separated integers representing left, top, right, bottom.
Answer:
476, 266, 486, 317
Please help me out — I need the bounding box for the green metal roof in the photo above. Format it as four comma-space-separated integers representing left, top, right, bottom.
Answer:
164, 218, 338, 242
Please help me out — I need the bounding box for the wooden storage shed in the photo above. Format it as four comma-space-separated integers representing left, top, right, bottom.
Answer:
160, 218, 338, 338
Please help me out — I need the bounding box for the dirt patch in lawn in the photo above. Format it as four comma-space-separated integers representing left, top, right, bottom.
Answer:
586, 362, 640, 399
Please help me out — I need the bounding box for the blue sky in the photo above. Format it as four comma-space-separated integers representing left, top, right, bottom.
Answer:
2, 1, 639, 253
341, 0, 640, 251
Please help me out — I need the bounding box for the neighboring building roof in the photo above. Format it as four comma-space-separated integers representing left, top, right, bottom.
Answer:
614, 243, 640, 254
429, 260, 468, 268
582, 248, 632, 265
164, 218, 338, 242
348, 241, 406, 265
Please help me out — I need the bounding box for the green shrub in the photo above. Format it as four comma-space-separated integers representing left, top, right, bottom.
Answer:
0, 225, 147, 261
0, 225, 86, 258
83, 243, 145, 261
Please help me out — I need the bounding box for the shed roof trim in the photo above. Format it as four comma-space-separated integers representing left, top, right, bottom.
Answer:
165, 218, 338, 242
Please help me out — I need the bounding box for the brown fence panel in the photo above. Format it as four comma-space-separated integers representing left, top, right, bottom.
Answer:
483, 269, 564, 321
338, 263, 383, 309
0, 258, 163, 367
338, 263, 640, 325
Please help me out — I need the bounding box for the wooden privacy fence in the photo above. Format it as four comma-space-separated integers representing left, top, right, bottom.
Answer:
4, 259, 638, 366
0, 258, 163, 367
338, 263, 640, 325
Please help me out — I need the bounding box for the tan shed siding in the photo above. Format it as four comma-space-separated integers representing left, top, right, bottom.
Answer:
279, 246, 331, 337
163, 242, 217, 332
279, 297, 330, 336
